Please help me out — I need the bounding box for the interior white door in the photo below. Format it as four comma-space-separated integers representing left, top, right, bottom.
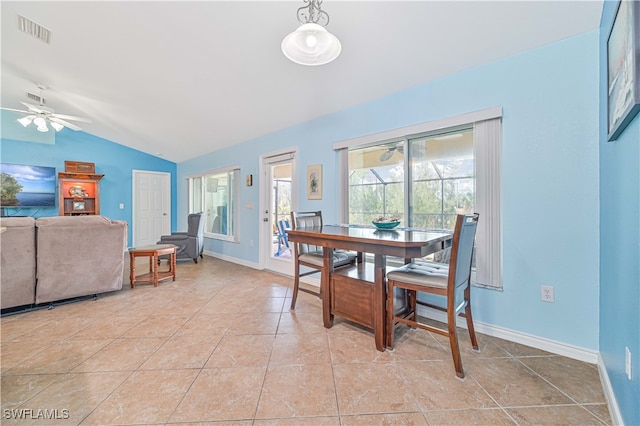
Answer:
132, 170, 171, 247
262, 152, 295, 275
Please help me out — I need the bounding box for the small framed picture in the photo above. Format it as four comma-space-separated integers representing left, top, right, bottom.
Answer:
73, 201, 86, 211
307, 164, 322, 200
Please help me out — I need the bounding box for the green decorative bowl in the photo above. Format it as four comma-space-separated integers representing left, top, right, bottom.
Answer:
372, 220, 400, 230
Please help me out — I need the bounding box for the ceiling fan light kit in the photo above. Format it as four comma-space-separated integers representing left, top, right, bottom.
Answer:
1, 84, 90, 132
282, 0, 341, 66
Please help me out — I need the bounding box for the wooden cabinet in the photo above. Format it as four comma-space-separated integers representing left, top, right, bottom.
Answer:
58, 172, 104, 216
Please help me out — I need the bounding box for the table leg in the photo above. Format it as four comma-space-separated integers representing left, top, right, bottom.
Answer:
129, 252, 136, 288
152, 253, 159, 287
374, 253, 386, 351
322, 246, 334, 328
171, 250, 176, 281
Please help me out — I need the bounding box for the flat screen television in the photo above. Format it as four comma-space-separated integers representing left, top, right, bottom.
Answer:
0, 163, 56, 208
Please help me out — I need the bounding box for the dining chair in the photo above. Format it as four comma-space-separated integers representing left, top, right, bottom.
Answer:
289, 211, 357, 309
386, 213, 479, 379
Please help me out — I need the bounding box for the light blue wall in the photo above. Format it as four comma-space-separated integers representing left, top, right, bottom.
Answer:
0, 131, 177, 246
1, 111, 55, 144
599, 1, 640, 424
180, 31, 601, 351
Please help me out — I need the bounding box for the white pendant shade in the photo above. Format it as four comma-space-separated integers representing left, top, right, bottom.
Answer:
17, 115, 34, 127
33, 116, 46, 127
282, 23, 341, 66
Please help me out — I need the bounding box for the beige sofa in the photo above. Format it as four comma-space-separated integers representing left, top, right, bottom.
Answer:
1, 215, 127, 310
1, 217, 37, 309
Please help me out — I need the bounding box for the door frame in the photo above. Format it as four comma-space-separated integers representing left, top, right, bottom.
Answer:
259, 148, 297, 274
132, 169, 171, 246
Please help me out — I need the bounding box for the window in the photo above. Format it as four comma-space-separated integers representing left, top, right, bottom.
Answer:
349, 141, 405, 224
347, 128, 474, 230
409, 129, 474, 230
188, 167, 239, 241
335, 107, 502, 288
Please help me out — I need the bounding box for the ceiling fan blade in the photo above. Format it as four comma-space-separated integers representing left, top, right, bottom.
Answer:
0, 106, 32, 114
51, 112, 91, 123
19, 101, 48, 114
49, 116, 83, 131
380, 149, 394, 162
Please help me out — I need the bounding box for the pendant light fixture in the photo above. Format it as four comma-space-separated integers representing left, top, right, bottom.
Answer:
281, 0, 341, 66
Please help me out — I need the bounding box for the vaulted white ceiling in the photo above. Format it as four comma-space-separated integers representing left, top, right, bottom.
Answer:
1, 1, 603, 163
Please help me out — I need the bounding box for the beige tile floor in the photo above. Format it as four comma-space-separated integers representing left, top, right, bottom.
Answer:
1, 256, 611, 425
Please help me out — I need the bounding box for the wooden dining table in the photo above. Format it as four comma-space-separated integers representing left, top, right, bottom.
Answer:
286, 224, 452, 351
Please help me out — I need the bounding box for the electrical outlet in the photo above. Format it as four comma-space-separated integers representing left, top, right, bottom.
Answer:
249, 239, 254, 247
626, 347, 632, 380
541, 285, 554, 303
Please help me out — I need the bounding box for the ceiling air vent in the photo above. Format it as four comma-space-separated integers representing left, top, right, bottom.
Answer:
26, 92, 45, 104
18, 15, 51, 44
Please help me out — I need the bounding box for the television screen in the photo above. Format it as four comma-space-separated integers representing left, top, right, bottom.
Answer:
0, 163, 56, 208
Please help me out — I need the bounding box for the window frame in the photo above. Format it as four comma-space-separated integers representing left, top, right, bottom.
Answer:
334, 107, 502, 289
187, 165, 240, 242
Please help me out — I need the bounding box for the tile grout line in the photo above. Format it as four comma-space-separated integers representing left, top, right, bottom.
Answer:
249, 309, 281, 423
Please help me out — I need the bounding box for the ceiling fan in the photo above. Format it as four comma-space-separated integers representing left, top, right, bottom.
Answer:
379, 143, 425, 161
1, 84, 91, 132
380, 144, 402, 161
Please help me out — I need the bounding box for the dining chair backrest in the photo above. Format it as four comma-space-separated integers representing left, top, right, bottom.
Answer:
449, 213, 479, 304
290, 211, 323, 255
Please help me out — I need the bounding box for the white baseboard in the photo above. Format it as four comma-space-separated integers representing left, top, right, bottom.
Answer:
202, 251, 322, 283
203, 250, 260, 269
416, 305, 599, 363
597, 353, 624, 425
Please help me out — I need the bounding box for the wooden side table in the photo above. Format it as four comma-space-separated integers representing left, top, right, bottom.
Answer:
128, 244, 177, 288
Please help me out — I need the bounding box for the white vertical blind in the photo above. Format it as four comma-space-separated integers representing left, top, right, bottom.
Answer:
337, 148, 348, 224
474, 118, 502, 288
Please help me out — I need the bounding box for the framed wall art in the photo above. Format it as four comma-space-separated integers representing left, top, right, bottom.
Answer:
307, 164, 322, 200
607, 0, 640, 141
